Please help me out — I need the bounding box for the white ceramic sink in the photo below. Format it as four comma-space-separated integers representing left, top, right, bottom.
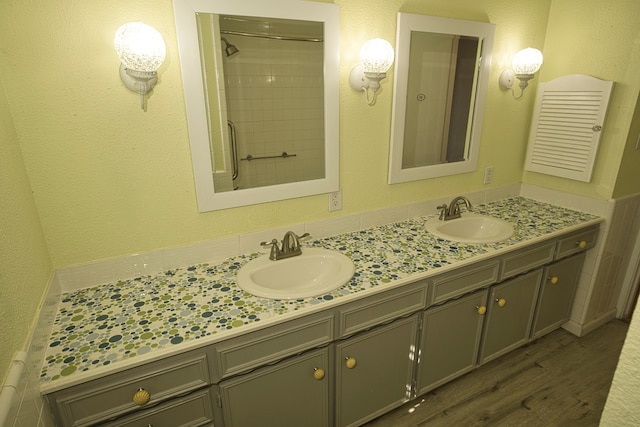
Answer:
425, 213, 514, 244
237, 248, 355, 299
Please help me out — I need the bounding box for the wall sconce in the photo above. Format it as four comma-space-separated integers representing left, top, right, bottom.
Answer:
114, 22, 166, 110
499, 47, 544, 99
349, 38, 395, 106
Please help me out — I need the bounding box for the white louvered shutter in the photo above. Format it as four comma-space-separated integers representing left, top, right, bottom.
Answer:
524, 74, 614, 182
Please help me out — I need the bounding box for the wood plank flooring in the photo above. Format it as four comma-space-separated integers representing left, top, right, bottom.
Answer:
364, 320, 628, 427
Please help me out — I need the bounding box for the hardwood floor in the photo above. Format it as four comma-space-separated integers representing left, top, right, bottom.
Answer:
364, 320, 628, 427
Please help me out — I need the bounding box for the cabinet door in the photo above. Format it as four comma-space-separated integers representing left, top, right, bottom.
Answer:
335, 315, 418, 427
219, 347, 330, 427
532, 253, 585, 339
478, 270, 541, 364
416, 289, 488, 396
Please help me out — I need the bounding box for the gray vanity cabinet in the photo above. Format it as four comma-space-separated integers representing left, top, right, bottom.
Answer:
335, 315, 419, 427
478, 270, 542, 364
416, 289, 488, 395
43, 223, 600, 427
218, 347, 331, 427
531, 252, 586, 339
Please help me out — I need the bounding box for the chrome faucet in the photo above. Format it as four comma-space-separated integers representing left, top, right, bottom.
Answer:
436, 196, 473, 221
261, 231, 310, 261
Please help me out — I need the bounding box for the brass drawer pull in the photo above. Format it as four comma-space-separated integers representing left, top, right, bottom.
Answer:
133, 388, 150, 406
345, 357, 357, 369
313, 367, 325, 380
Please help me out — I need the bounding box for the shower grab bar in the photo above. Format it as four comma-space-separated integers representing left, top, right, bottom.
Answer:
241, 152, 297, 161
227, 120, 239, 180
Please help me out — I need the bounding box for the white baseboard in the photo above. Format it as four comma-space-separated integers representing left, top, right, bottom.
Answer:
563, 308, 618, 337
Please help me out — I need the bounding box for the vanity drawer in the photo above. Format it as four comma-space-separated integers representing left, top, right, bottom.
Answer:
212, 313, 333, 381
556, 226, 599, 259
499, 240, 556, 280
336, 282, 427, 338
101, 388, 215, 427
49, 349, 212, 427
428, 260, 500, 305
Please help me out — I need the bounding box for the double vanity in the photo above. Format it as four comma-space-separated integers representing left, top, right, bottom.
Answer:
40, 197, 601, 427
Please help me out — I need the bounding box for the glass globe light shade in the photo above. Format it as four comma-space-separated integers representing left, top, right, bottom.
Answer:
360, 38, 395, 74
512, 48, 543, 76
114, 22, 166, 72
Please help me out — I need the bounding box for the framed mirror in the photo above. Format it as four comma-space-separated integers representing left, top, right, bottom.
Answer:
173, 0, 340, 211
388, 13, 495, 184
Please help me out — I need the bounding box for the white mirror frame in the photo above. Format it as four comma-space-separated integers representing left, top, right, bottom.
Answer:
173, 0, 340, 211
388, 13, 495, 184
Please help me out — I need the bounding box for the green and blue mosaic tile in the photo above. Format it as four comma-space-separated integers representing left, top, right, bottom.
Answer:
40, 197, 599, 384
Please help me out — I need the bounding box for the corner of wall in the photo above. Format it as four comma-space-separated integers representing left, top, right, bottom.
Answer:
2, 273, 60, 426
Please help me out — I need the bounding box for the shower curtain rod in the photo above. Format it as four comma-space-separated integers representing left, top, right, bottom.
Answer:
220, 29, 322, 43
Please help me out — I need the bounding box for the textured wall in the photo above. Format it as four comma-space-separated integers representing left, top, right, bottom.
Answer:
601, 303, 640, 425
1, 0, 639, 421
523, 0, 640, 200
0, 72, 52, 384
614, 90, 640, 199
0, 0, 551, 269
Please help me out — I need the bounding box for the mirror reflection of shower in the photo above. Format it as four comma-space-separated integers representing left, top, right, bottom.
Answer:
216, 15, 326, 191
221, 37, 240, 58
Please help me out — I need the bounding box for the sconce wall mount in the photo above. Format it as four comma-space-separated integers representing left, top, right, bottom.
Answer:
349, 38, 395, 106
114, 22, 166, 110
499, 47, 543, 100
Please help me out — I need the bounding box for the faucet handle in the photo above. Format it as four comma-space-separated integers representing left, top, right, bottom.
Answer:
260, 238, 279, 248
260, 239, 280, 260
436, 204, 448, 220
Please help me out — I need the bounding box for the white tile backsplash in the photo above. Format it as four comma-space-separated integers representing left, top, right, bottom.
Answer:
304, 214, 361, 239
407, 197, 449, 218
360, 205, 410, 229
50, 184, 556, 293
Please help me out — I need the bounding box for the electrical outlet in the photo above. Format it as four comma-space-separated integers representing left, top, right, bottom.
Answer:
329, 190, 343, 211
484, 166, 494, 184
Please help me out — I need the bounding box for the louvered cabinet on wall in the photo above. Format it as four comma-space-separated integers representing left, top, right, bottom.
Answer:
524, 74, 614, 182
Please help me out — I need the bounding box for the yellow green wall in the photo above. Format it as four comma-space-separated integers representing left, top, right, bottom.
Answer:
523, 0, 640, 199
0, 0, 552, 270
613, 90, 640, 198
0, 70, 53, 383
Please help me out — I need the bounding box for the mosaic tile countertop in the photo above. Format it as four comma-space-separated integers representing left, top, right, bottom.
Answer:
40, 197, 601, 392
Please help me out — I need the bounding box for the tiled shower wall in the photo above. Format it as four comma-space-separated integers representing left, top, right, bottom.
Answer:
222, 33, 325, 190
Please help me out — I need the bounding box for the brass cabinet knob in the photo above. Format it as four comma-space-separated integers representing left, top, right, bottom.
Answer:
496, 298, 507, 307
345, 357, 357, 369
313, 367, 325, 380
133, 388, 151, 406
549, 276, 559, 285
576, 240, 587, 249
476, 305, 487, 315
